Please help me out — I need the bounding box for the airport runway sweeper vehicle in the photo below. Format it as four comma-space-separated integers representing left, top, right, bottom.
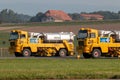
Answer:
9, 30, 75, 57
77, 28, 120, 58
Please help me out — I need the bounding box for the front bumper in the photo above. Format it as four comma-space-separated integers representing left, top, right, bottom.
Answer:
9, 46, 21, 54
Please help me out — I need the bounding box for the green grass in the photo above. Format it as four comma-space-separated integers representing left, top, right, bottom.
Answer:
0, 58, 120, 79
0, 20, 120, 27
0, 32, 10, 48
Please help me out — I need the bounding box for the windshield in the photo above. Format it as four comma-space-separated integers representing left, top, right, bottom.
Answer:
9, 32, 19, 40
77, 30, 88, 39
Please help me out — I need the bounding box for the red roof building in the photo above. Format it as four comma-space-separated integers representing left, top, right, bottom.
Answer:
80, 14, 104, 20
42, 10, 72, 22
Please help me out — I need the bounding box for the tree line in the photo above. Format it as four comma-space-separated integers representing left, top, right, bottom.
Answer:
0, 9, 120, 23
69, 11, 120, 20
0, 9, 31, 23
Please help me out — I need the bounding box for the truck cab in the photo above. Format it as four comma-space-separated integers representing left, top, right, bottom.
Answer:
9, 30, 28, 56
77, 28, 99, 58
77, 28, 120, 58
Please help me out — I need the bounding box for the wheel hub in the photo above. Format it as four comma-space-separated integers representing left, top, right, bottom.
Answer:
61, 51, 65, 56
24, 51, 29, 56
94, 52, 99, 57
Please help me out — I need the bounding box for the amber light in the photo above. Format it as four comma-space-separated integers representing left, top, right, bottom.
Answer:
80, 28, 84, 30
88, 29, 91, 32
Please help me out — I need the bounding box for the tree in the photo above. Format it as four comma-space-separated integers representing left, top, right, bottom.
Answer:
90, 11, 119, 20
0, 9, 31, 23
68, 13, 81, 20
30, 12, 44, 22
118, 11, 120, 14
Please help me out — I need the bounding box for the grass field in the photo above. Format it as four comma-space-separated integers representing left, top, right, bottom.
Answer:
0, 20, 120, 27
0, 32, 9, 47
0, 58, 120, 79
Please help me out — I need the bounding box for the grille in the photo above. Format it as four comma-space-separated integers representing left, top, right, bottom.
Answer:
78, 41, 84, 46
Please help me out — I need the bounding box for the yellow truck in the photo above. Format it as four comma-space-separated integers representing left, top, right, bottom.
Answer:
9, 30, 75, 57
77, 28, 120, 58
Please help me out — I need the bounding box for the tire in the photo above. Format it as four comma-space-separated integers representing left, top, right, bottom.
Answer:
92, 49, 101, 58
22, 49, 31, 57
83, 53, 91, 58
59, 49, 67, 57
14, 52, 22, 57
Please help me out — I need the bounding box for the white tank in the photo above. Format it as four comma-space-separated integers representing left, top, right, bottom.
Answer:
99, 30, 120, 42
113, 31, 120, 41
29, 32, 41, 38
99, 30, 112, 37
43, 32, 75, 42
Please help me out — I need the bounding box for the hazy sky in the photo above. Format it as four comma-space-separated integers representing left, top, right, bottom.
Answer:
0, 0, 120, 16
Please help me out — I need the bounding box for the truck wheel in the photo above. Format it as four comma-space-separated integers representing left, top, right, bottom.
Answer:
59, 49, 67, 57
14, 52, 22, 57
92, 49, 101, 58
22, 49, 31, 57
83, 53, 91, 58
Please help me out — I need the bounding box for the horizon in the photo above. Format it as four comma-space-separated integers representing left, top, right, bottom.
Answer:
0, 0, 120, 16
